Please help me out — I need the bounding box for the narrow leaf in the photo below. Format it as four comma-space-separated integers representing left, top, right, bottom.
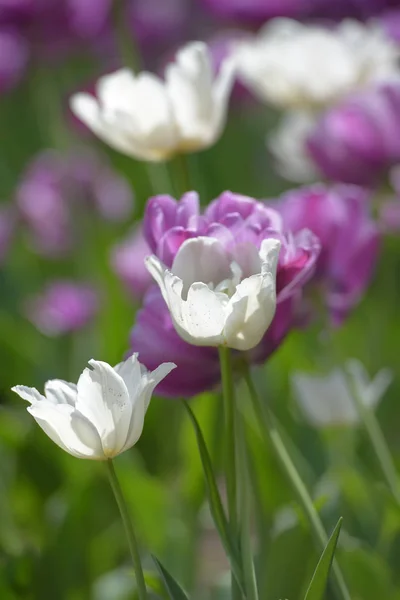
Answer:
182, 400, 245, 594
152, 556, 189, 600
236, 412, 259, 600
304, 518, 343, 600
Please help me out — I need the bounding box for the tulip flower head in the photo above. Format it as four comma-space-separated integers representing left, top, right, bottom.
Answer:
146, 235, 281, 351
70, 41, 235, 162
293, 360, 392, 428
235, 19, 399, 110
12, 355, 176, 459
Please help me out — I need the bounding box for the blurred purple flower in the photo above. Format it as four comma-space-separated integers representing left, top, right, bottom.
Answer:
279, 184, 380, 324
132, 191, 319, 397
199, 0, 303, 22
16, 149, 133, 257
0, 29, 28, 92
199, 0, 400, 23
0, 204, 15, 264
16, 153, 72, 257
111, 225, 153, 300
25, 280, 98, 336
380, 165, 400, 231
0, 0, 113, 89
128, 0, 189, 50
306, 81, 400, 186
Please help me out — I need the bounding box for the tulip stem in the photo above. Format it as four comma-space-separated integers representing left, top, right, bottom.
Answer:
106, 459, 148, 600
345, 372, 400, 506
218, 346, 241, 600
113, 0, 142, 71
243, 368, 351, 600
171, 154, 192, 195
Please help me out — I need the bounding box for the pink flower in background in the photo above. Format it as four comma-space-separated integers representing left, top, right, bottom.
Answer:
278, 184, 380, 324
199, 0, 400, 23
0, 29, 28, 93
131, 191, 319, 397
0, 204, 15, 264
111, 225, 153, 300
16, 149, 133, 257
306, 82, 400, 186
25, 280, 99, 337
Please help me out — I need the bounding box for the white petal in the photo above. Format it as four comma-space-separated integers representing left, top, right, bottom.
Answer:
122, 362, 176, 452
292, 370, 358, 427
44, 380, 77, 405
145, 253, 171, 304
76, 361, 132, 457
166, 42, 214, 144
96, 69, 137, 114
224, 272, 276, 350
259, 238, 281, 278
171, 236, 232, 297
211, 55, 236, 141
27, 402, 103, 459
140, 362, 177, 410
114, 353, 143, 403
70, 93, 141, 157
178, 282, 228, 345
12, 385, 45, 404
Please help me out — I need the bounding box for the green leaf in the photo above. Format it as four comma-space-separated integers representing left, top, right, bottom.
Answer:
304, 518, 343, 600
152, 556, 189, 600
236, 411, 259, 600
182, 400, 245, 594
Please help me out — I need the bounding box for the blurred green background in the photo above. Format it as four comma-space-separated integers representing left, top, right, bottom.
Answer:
2, 3, 400, 599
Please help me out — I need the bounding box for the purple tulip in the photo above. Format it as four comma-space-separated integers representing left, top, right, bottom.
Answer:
0, 29, 28, 93
306, 82, 400, 186
199, 0, 399, 23
128, 0, 189, 50
16, 149, 133, 257
110, 225, 153, 300
380, 165, 400, 231
25, 280, 99, 336
278, 184, 380, 324
131, 191, 319, 397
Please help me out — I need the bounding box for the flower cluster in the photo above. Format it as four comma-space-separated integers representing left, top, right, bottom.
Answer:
130, 191, 320, 396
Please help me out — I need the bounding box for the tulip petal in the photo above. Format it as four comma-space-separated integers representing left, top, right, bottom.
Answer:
44, 380, 77, 405
27, 402, 103, 459
224, 273, 276, 350
12, 385, 45, 404
76, 361, 132, 456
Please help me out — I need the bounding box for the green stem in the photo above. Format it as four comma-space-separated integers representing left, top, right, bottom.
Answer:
218, 346, 241, 600
346, 371, 400, 506
219, 347, 237, 527
171, 153, 192, 196
236, 412, 259, 600
113, 0, 141, 71
243, 369, 351, 600
106, 460, 148, 600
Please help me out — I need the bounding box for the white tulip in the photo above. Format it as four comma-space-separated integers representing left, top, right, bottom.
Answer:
268, 111, 320, 183
70, 42, 235, 162
12, 355, 176, 459
235, 19, 399, 109
292, 360, 392, 428
145, 236, 280, 351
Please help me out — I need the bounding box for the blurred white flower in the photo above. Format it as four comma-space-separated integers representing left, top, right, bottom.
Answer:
292, 360, 392, 428
70, 42, 235, 162
12, 355, 175, 459
235, 19, 399, 109
145, 236, 280, 351
268, 111, 319, 183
